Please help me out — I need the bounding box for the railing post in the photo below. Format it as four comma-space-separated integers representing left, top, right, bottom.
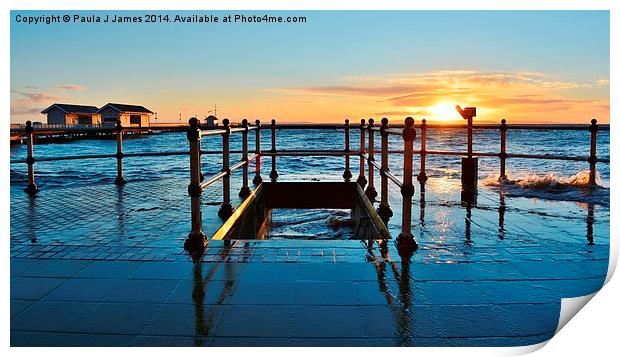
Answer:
357, 119, 367, 188
417, 118, 428, 183
588, 118, 598, 187
114, 119, 127, 185
397, 117, 418, 252
218, 119, 234, 219
377, 118, 393, 221
343, 119, 352, 182
269, 119, 279, 182
24, 121, 39, 194
186, 117, 205, 245
365, 119, 378, 200
499, 119, 507, 181
252, 119, 263, 185
239, 119, 251, 198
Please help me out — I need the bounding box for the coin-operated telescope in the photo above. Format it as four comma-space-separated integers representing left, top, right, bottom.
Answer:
456, 105, 478, 203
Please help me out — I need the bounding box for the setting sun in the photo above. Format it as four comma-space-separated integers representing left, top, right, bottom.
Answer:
428, 102, 461, 122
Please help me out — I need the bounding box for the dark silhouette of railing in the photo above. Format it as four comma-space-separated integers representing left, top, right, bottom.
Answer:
11, 116, 609, 252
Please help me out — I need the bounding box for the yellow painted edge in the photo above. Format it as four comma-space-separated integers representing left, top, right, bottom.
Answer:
210, 184, 263, 241
356, 184, 392, 240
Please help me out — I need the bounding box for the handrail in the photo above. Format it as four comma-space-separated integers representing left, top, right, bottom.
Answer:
10, 122, 610, 133
261, 150, 359, 157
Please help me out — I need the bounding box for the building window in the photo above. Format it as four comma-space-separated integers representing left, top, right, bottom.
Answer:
77, 115, 92, 125
130, 115, 141, 126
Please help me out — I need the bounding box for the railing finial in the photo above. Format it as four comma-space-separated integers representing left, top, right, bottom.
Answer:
402, 117, 416, 141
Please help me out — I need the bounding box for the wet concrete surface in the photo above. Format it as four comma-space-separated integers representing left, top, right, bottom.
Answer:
10, 176, 609, 346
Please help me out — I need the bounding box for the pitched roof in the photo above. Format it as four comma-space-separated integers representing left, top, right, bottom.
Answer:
98, 103, 154, 114
41, 103, 100, 114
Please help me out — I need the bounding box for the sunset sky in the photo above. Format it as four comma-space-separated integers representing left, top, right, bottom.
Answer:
10, 10, 609, 124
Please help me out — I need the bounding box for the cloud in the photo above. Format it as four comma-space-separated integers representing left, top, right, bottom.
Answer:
12, 90, 60, 104
57, 84, 85, 91
375, 110, 431, 116
596, 79, 610, 86
278, 69, 608, 121
10, 107, 42, 115
11, 88, 63, 118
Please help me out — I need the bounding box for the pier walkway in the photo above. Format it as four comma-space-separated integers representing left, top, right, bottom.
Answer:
10, 174, 609, 346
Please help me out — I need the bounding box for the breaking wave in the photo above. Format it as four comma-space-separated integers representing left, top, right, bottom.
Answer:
482, 170, 609, 207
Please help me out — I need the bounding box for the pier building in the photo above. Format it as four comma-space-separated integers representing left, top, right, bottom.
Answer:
41, 103, 101, 126
98, 103, 153, 127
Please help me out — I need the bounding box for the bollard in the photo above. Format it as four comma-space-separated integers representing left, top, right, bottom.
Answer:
397, 117, 418, 252
457, 106, 478, 191
24, 121, 39, 194
417, 119, 428, 183
253, 119, 263, 185
499, 119, 507, 181
343, 119, 352, 182
186, 117, 206, 245
357, 119, 367, 188
239, 119, 251, 198
114, 120, 127, 185
377, 118, 393, 221
269, 119, 278, 182
218, 119, 234, 219
588, 119, 598, 187
365, 119, 378, 200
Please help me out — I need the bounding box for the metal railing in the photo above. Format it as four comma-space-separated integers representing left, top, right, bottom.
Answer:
189, 115, 614, 250
186, 118, 259, 244
11, 120, 191, 194
185, 116, 420, 249
12, 115, 609, 253
410, 118, 608, 186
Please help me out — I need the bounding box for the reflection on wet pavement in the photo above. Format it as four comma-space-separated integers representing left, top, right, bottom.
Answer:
10, 174, 609, 346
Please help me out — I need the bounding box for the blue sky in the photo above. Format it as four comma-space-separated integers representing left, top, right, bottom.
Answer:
10, 10, 610, 123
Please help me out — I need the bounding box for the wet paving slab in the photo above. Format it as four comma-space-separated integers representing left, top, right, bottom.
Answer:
10, 177, 610, 347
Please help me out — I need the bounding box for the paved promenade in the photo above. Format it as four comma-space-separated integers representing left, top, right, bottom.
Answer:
10, 177, 609, 347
